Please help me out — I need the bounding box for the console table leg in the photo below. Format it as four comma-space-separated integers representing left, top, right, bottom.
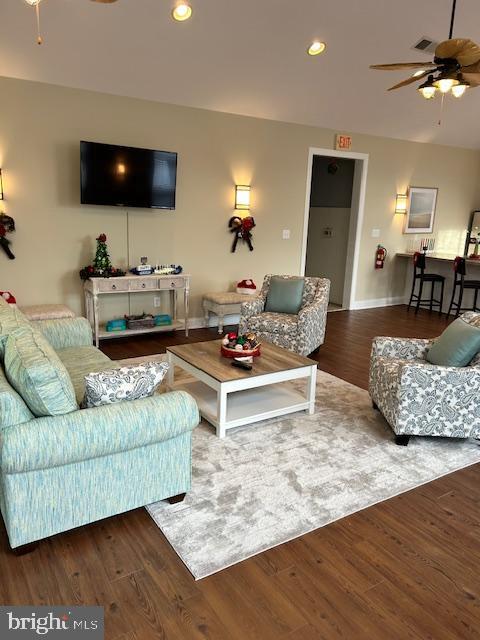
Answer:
184, 286, 190, 337
93, 293, 99, 348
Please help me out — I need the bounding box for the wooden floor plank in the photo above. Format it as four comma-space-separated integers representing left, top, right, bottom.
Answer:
1, 306, 479, 640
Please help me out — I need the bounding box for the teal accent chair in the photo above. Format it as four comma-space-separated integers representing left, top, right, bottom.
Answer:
0, 299, 199, 550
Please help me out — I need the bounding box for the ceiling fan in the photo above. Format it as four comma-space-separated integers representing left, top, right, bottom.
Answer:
370, 0, 480, 99
24, 0, 192, 44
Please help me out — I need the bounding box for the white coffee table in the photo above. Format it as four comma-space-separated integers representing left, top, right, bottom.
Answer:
166, 340, 317, 438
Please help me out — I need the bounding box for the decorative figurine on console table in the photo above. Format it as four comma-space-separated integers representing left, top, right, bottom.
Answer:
79, 233, 126, 280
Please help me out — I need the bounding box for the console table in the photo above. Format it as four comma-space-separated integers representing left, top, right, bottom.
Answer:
84, 274, 190, 347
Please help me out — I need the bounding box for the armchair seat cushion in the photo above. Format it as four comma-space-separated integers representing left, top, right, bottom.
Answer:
247, 312, 298, 335
1, 390, 199, 474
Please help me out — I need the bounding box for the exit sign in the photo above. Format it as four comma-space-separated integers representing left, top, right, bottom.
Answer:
335, 134, 352, 151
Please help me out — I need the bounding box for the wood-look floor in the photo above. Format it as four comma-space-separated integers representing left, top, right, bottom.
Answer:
2, 306, 479, 640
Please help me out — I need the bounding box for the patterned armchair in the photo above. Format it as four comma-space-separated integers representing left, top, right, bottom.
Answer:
238, 275, 330, 356
369, 312, 480, 446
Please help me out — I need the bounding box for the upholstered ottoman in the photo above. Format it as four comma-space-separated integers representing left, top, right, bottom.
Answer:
203, 292, 258, 334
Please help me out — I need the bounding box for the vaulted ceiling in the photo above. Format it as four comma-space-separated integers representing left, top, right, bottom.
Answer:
1, 0, 480, 148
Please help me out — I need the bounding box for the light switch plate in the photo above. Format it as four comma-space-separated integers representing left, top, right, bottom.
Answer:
371, 228, 380, 238
282, 229, 291, 240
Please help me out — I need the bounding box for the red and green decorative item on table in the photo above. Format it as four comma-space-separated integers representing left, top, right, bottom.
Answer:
79, 233, 126, 280
221, 331, 261, 357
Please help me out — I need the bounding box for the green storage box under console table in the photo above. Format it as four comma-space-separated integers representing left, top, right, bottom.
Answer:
84, 274, 190, 347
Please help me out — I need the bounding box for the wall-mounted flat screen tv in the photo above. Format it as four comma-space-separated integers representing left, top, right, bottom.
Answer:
80, 141, 177, 209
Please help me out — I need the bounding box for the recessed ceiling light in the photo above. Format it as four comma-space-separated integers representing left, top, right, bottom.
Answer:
172, 2, 192, 21
307, 41, 326, 56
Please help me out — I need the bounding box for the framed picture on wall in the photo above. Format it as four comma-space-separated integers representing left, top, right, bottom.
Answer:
404, 187, 438, 234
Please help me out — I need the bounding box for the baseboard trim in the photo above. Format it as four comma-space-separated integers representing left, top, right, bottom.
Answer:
350, 296, 407, 311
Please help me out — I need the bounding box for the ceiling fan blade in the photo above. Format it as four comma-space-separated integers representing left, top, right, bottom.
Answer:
387, 70, 432, 91
370, 62, 436, 71
460, 61, 480, 87
90, 0, 119, 3
435, 38, 480, 66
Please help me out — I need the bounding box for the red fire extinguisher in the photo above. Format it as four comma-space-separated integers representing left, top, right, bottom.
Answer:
375, 245, 387, 269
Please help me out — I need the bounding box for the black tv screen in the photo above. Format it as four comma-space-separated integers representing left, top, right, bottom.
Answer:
80, 141, 177, 209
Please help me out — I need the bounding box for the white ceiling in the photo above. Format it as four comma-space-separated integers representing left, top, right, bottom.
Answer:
1, 0, 480, 148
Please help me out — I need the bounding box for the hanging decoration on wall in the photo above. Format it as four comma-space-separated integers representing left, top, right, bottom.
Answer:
79, 233, 126, 280
228, 216, 256, 252
0, 214, 16, 260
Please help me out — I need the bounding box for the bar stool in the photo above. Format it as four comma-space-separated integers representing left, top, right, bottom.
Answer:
408, 252, 445, 315
447, 256, 480, 316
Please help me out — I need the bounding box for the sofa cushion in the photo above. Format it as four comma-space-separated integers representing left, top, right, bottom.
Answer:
426, 317, 480, 367
265, 276, 305, 315
57, 346, 115, 404
0, 303, 30, 356
4, 326, 77, 417
1, 390, 199, 473
82, 361, 169, 408
247, 312, 298, 335
0, 362, 34, 429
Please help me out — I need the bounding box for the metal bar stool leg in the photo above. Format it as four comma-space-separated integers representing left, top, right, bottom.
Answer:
447, 281, 457, 317
438, 279, 445, 316
415, 279, 424, 314
456, 283, 464, 317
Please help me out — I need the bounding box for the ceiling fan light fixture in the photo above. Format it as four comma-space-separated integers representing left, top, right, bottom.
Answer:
307, 41, 326, 56
418, 75, 437, 99
172, 2, 192, 21
433, 73, 459, 93
451, 81, 469, 97
23, 0, 42, 5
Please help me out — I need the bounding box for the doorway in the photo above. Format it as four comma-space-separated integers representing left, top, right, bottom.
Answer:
300, 147, 369, 310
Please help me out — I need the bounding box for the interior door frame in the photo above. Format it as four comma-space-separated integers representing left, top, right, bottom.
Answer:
300, 147, 369, 309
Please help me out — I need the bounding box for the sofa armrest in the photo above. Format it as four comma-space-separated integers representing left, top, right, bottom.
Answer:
371, 337, 433, 360
1, 390, 200, 474
240, 296, 265, 319
32, 317, 93, 349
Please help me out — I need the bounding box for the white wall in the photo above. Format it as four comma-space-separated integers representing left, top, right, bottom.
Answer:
1, 76, 479, 322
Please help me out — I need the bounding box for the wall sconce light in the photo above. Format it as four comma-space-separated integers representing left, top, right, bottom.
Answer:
0, 169, 3, 201
395, 193, 407, 214
235, 185, 251, 211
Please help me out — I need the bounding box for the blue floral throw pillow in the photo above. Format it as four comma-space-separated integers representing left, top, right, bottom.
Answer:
81, 361, 169, 409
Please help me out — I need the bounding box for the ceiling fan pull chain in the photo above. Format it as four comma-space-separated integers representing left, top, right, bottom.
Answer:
36, 2, 43, 45
438, 93, 445, 126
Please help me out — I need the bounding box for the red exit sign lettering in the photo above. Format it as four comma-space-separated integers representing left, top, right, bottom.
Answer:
335, 134, 352, 151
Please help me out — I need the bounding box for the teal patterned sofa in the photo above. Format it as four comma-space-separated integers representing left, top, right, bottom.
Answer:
0, 298, 199, 550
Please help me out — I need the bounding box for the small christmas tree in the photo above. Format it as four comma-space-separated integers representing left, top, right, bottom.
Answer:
79, 233, 125, 280
93, 233, 111, 274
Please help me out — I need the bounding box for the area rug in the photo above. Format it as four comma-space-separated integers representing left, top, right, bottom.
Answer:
146, 369, 480, 580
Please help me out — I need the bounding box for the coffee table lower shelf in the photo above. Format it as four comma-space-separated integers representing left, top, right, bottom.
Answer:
171, 379, 312, 435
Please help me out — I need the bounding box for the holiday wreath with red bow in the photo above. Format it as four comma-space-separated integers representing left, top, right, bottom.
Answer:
0, 214, 15, 260
228, 216, 255, 252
